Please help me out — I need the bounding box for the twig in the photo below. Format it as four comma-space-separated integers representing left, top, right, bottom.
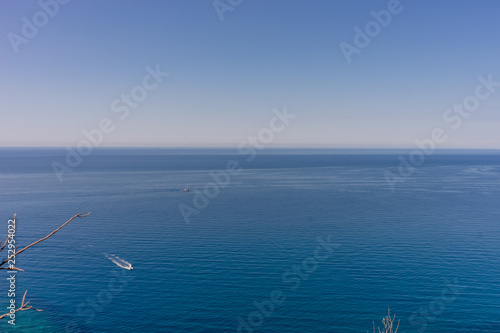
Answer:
0, 291, 43, 320
369, 308, 399, 333
0, 212, 91, 268
0, 213, 91, 321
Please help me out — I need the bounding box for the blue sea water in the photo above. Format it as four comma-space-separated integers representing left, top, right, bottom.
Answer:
0, 148, 499, 332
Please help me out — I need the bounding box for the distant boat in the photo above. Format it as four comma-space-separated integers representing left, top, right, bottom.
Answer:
106, 254, 133, 270
184, 184, 190, 192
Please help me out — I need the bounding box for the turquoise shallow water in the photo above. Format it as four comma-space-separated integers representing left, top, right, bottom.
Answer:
0, 149, 499, 332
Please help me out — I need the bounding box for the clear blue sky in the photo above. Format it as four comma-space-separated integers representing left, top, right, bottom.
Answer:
1, 0, 499, 148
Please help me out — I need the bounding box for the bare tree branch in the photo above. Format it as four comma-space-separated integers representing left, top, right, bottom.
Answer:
0, 267, 23, 271
1, 213, 91, 321
369, 308, 400, 333
0, 291, 42, 320
0, 212, 91, 268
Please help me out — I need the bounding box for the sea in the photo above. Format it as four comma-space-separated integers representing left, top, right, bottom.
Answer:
0, 148, 499, 332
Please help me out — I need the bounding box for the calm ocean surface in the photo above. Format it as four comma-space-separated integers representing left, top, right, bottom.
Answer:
0, 148, 499, 332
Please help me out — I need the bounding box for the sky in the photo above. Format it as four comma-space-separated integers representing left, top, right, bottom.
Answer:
1, 0, 499, 148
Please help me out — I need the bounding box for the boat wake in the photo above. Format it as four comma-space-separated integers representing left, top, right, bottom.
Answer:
106, 254, 133, 270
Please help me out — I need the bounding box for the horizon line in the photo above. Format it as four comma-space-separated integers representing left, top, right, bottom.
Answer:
1, 146, 500, 151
